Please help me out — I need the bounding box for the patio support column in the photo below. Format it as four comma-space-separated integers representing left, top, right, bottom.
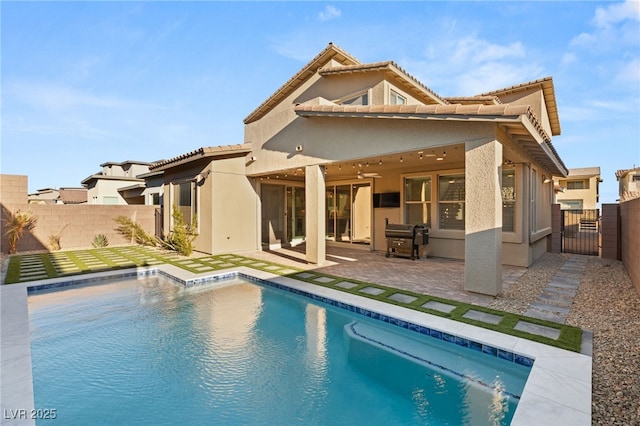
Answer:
464, 139, 502, 296
305, 165, 326, 265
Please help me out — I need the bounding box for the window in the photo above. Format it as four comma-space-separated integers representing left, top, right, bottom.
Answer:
173, 181, 197, 228
341, 93, 368, 105
404, 177, 431, 226
502, 170, 516, 232
438, 175, 465, 230
567, 180, 587, 190
150, 193, 160, 205
390, 90, 406, 105
103, 196, 118, 205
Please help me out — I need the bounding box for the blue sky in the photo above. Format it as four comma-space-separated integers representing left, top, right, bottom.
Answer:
2, 1, 639, 204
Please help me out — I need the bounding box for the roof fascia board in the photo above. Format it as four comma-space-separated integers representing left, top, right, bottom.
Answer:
243, 43, 360, 124
150, 145, 252, 172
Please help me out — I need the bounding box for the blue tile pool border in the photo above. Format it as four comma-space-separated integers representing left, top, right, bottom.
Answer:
240, 273, 535, 369
25, 268, 535, 370
346, 321, 523, 400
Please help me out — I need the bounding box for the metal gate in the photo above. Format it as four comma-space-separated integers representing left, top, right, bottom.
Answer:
561, 209, 599, 255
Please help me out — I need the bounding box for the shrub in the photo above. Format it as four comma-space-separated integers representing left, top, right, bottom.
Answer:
3, 210, 37, 254
114, 216, 156, 247
92, 234, 109, 248
48, 224, 68, 251
163, 205, 198, 256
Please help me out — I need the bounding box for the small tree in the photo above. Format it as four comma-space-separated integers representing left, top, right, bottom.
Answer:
3, 210, 38, 254
164, 204, 198, 256
114, 216, 156, 247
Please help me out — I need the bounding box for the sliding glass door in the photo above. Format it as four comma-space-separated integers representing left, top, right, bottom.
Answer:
261, 184, 305, 247
325, 183, 371, 245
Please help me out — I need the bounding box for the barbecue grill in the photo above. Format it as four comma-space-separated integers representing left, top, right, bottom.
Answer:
384, 219, 428, 260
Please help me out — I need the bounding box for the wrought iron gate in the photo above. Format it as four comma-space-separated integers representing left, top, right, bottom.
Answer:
561, 209, 599, 255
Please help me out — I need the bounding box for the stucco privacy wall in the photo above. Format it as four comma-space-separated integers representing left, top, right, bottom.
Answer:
1, 174, 156, 252
1, 203, 157, 252
620, 197, 640, 294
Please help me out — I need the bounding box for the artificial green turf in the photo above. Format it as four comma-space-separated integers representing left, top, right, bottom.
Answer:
2, 247, 583, 353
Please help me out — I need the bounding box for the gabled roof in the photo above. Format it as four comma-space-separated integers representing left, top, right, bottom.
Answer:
480, 77, 560, 136
150, 144, 253, 171
616, 167, 640, 179
243, 43, 360, 124
318, 61, 447, 106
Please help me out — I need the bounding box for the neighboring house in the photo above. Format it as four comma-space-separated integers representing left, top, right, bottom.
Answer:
616, 167, 640, 201
81, 160, 162, 205
28, 187, 87, 204
58, 187, 87, 204
28, 188, 60, 204
553, 167, 601, 210
153, 43, 568, 296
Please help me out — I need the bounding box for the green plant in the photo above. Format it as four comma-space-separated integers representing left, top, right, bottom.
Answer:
114, 216, 156, 246
163, 204, 198, 256
3, 209, 38, 254
48, 224, 68, 251
92, 234, 109, 248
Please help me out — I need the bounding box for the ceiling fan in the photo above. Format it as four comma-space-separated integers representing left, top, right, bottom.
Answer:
357, 169, 381, 179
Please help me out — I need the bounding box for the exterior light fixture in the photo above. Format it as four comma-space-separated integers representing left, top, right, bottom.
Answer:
400, 156, 404, 163
379, 159, 383, 166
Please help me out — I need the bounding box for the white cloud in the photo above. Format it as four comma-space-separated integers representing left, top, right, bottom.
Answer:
318, 5, 341, 22
593, 0, 640, 28
571, 0, 640, 49
616, 58, 640, 83
5, 80, 160, 111
404, 35, 542, 95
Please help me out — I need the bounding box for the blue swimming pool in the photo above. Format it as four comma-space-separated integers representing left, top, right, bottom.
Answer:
28, 275, 531, 425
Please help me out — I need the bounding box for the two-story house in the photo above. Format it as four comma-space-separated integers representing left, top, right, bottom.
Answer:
152, 43, 568, 296
554, 167, 601, 210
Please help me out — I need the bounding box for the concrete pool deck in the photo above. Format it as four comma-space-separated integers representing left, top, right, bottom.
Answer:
1, 264, 591, 425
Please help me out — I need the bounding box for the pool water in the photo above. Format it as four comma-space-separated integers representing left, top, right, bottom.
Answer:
29, 276, 530, 425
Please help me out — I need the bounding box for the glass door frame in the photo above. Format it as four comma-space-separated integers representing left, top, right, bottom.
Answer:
325, 179, 373, 246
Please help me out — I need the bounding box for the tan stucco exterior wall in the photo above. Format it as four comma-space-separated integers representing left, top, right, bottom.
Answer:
243, 54, 561, 274
161, 156, 258, 256
556, 175, 600, 210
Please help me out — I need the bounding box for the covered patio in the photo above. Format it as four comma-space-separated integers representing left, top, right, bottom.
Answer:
246, 243, 527, 306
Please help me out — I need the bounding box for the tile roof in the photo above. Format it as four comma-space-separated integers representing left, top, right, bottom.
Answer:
616, 167, 640, 179
243, 43, 360, 124
149, 144, 253, 171
480, 77, 560, 136
295, 102, 567, 176
318, 61, 447, 105
443, 96, 503, 105
59, 188, 87, 204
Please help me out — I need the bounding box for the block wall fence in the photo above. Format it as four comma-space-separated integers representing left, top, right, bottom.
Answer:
619, 198, 640, 294
1, 174, 156, 253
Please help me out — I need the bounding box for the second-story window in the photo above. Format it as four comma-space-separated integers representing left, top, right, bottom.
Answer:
342, 93, 368, 105
390, 90, 407, 105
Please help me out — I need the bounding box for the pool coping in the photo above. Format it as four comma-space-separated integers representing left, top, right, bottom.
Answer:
1, 265, 591, 426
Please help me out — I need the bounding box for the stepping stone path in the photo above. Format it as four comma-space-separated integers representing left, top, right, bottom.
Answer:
524, 255, 588, 324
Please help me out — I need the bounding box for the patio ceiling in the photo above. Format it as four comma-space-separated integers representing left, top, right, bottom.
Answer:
251, 144, 524, 183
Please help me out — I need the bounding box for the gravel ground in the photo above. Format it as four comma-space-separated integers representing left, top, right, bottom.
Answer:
490, 252, 640, 425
